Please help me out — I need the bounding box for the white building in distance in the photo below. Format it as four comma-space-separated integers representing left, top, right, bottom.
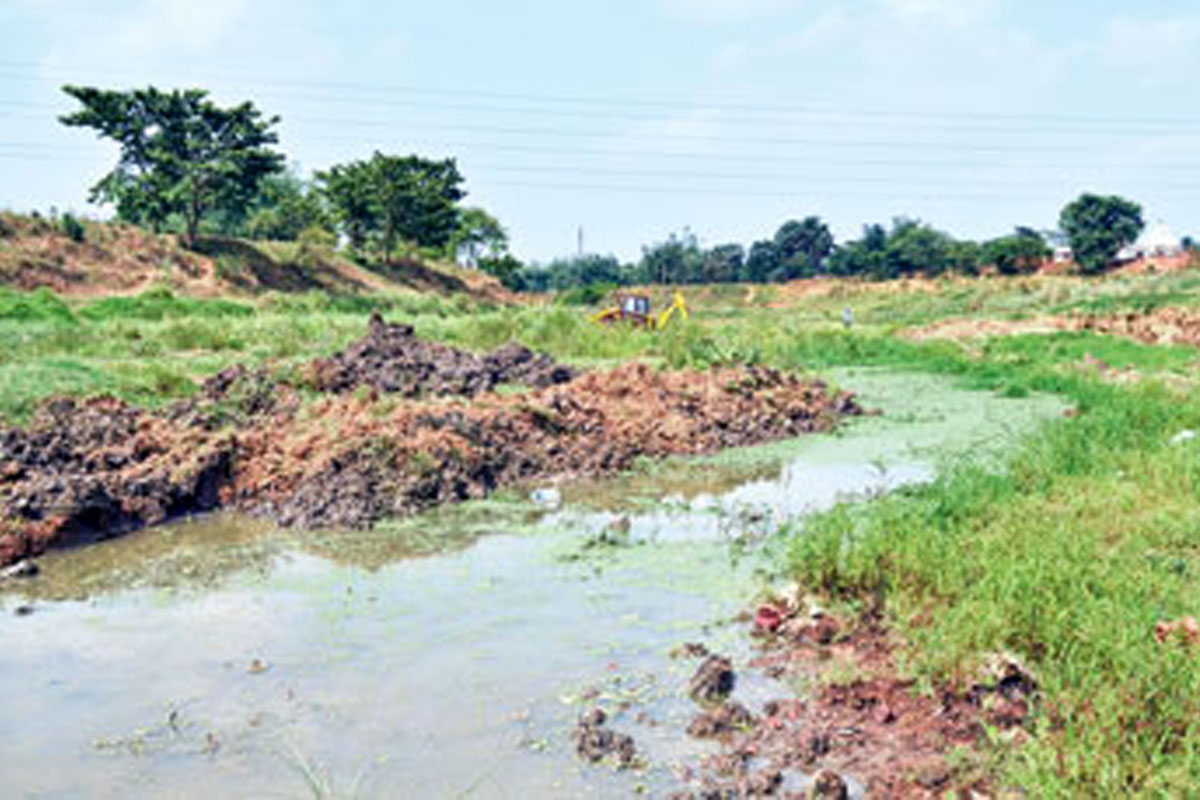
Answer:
1117, 221, 1182, 262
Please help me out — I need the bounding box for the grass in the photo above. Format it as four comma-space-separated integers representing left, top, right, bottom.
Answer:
779, 346, 1200, 794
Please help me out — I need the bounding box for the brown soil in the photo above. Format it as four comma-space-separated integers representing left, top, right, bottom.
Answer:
1076, 307, 1200, 348
909, 306, 1200, 355
904, 317, 1067, 341
0, 213, 514, 303
0, 320, 861, 565
674, 600, 1035, 798
308, 313, 575, 396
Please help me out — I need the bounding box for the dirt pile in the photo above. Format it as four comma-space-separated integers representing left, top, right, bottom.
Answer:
240, 362, 860, 529
0, 397, 233, 564
1077, 307, 1200, 348
0, 323, 862, 565
307, 313, 576, 396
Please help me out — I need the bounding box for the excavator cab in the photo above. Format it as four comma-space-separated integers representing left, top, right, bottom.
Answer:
621, 294, 651, 317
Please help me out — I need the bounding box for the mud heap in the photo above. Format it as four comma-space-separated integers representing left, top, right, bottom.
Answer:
0, 397, 232, 564
239, 363, 861, 529
0, 321, 862, 565
307, 313, 576, 396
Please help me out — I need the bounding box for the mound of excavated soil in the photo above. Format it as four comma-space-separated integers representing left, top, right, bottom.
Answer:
308, 313, 576, 396
0, 397, 233, 564
1077, 307, 1200, 348
907, 306, 1200, 352
0, 324, 860, 565
238, 362, 859, 529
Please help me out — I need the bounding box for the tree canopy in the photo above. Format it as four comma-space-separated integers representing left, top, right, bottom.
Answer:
59, 85, 284, 247
773, 217, 834, 280
1059, 193, 1144, 274
317, 152, 465, 265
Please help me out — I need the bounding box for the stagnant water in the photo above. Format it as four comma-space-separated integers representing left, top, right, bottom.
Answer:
0, 371, 1063, 798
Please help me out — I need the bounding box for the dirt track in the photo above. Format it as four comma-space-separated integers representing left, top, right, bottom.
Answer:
0, 317, 861, 565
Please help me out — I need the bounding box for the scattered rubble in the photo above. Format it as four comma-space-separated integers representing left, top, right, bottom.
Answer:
574, 707, 638, 768
688, 655, 736, 704
675, 599, 1035, 797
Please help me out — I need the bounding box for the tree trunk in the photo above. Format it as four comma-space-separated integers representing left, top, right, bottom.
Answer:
185, 193, 200, 250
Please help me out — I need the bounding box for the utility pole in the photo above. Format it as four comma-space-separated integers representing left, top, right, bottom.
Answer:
577, 225, 584, 257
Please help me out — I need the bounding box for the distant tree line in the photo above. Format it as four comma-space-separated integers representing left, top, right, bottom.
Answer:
504, 194, 1151, 292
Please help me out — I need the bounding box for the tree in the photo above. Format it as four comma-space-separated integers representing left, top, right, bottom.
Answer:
1059, 193, 1144, 275
700, 243, 745, 284
451, 207, 508, 266
477, 253, 524, 288
773, 217, 834, 280
982, 229, 1050, 275
546, 254, 623, 290
639, 230, 702, 284
319, 152, 466, 266
244, 170, 331, 241
744, 240, 780, 283
372, 153, 464, 264
59, 85, 284, 248
317, 161, 375, 254
886, 218, 953, 276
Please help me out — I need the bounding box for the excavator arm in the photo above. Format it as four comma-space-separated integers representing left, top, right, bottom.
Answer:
655, 291, 690, 329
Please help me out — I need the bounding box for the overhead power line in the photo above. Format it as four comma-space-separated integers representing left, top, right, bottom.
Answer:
4, 61, 1200, 134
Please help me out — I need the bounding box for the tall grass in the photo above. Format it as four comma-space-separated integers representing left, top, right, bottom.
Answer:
783, 354, 1200, 794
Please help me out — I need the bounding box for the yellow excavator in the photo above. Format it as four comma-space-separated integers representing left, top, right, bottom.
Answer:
590, 290, 690, 330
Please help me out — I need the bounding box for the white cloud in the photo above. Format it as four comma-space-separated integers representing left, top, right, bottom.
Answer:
658, 0, 802, 24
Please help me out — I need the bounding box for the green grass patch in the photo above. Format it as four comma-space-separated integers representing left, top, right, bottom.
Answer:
78, 287, 254, 322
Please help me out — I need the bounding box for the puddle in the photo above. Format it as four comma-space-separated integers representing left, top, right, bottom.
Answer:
0, 370, 1063, 797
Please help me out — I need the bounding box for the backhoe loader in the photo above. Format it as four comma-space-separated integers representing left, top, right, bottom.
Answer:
590, 290, 690, 330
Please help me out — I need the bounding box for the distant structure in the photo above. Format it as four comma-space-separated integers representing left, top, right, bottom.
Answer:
1117, 220, 1182, 262
1042, 230, 1073, 264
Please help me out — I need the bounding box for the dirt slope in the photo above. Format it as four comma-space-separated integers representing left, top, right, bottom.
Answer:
0, 213, 513, 302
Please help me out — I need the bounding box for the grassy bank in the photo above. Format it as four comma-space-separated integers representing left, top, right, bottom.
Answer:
777, 343, 1200, 794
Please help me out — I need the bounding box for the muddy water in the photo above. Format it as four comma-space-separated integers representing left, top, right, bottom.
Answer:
0, 371, 1062, 798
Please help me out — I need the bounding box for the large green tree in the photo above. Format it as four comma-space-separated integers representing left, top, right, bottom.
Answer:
1059, 193, 1144, 274
59, 85, 284, 248
744, 240, 781, 283
773, 217, 834, 280
319, 152, 466, 265
639, 230, 703, 284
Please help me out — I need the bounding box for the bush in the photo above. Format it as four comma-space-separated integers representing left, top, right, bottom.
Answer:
556, 282, 616, 306
59, 213, 86, 243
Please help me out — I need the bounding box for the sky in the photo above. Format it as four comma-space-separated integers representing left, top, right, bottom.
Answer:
2, 0, 1200, 263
